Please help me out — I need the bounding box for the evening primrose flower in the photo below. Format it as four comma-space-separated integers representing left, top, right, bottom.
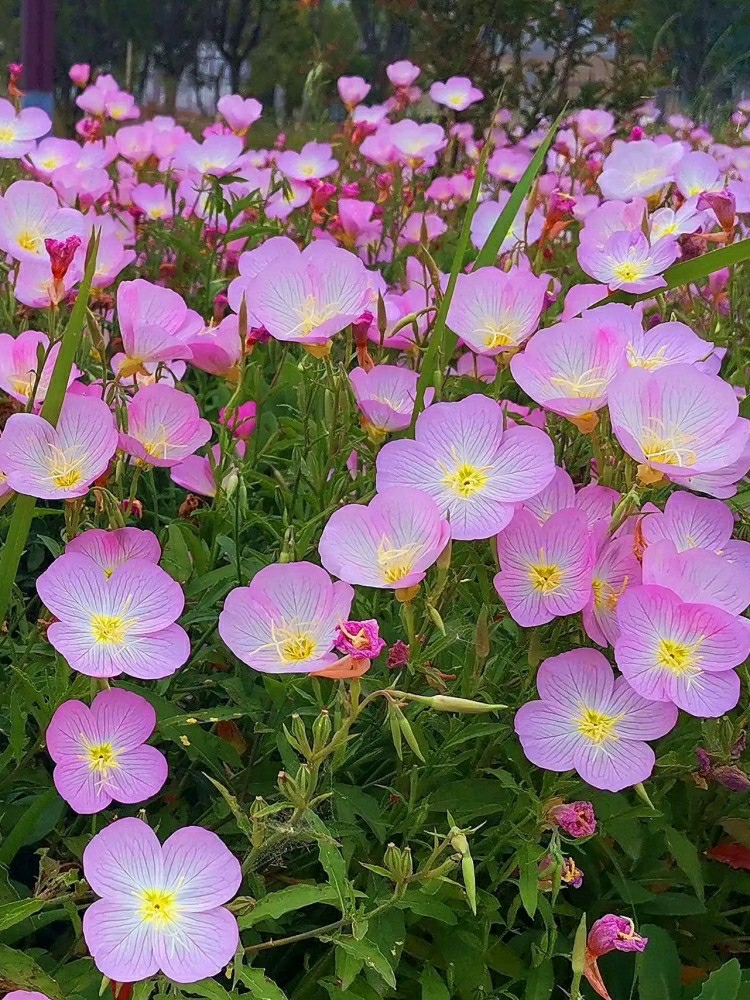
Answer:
0, 393, 117, 500
514, 648, 677, 791
598, 138, 684, 200
119, 384, 212, 467
83, 817, 241, 983
429, 76, 483, 111
47, 688, 167, 814
115, 278, 202, 374
615, 584, 750, 716
337, 76, 371, 110
548, 801, 597, 838
376, 394, 556, 541
469, 192, 544, 255
582, 534, 642, 647
0, 329, 79, 405
446, 266, 549, 355
65, 526, 161, 575
349, 364, 430, 435
0, 99, 51, 157
523, 467, 619, 528
642, 540, 750, 617
277, 141, 337, 181
219, 562, 353, 673
494, 508, 596, 627
251, 242, 372, 345
624, 320, 712, 371
131, 182, 174, 221
607, 365, 750, 485
217, 93, 262, 133
578, 230, 679, 293
318, 487, 450, 589
640, 490, 736, 554
0, 179, 85, 262
36, 553, 189, 679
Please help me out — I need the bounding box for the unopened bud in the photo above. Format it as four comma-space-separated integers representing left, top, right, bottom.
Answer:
421, 694, 505, 714
312, 709, 332, 752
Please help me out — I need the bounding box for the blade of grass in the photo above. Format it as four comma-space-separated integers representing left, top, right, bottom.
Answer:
473, 105, 567, 270
0, 231, 100, 626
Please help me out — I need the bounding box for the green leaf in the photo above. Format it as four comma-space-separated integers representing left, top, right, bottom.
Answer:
697, 960, 742, 1000
474, 106, 567, 270
335, 937, 396, 989
308, 813, 350, 914
637, 924, 681, 1000
238, 884, 348, 929
181, 981, 234, 1000
237, 968, 289, 999
523, 961, 554, 1000
0, 944, 64, 999
161, 522, 194, 583
518, 843, 542, 918
0, 897, 45, 933
0, 789, 62, 866
663, 825, 705, 904
420, 965, 450, 1000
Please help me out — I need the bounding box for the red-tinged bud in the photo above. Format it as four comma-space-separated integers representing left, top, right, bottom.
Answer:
45, 236, 81, 281
119, 498, 143, 519
376, 172, 392, 190
629, 125, 645, 141
341, 182, 360, 197
548, 800, 597, 838
387, 639, 410, 669
309, 181, 337, 211
77, 116, 102, 142
698, 189, 736, 233
213, 292, 229, 323
274, 132, 287, 150
8, 62, 23, 81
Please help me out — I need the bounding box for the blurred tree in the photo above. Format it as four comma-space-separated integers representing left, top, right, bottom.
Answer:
210, 0, 272, 94
349, 0, 410, 93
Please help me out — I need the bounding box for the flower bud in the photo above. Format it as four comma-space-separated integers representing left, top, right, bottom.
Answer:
421, 694, 505, 714
312, 708, 332, 752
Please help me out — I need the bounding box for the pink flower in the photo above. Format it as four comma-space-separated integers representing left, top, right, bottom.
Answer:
447, 266, 549, 354
119, 384, 212, 468
338, 76, 371, 110
0, 329, 79, 405
376, 394, 556, 541
0, 99, 50, 158
69, 63, 91, 87
514, 649, 677, 791
335, 619, 385, 658
220, 400, 257, 439
350, 364, 428, 434
386, 60, 421, 87
0, 179, 84, 262
115, 279, 201, 375
523, 468, 619, 528
625, 320, 713, 371
174, 135, 243, 177
387, 119, 447, 167
494, 508, 595, 626
429, 77, 483, 111
598, 139, 684, 200
608, 365, 750, 482
615, 584, 750, 715
487, 147, 532, 183
337, 198, 382, 249
186, 315, 242, 378
226, 235, 299, 315
47, 689, 167, 814
277, 141, 337, 181
470, 193, 544, 255
0, 393, 117, 499
25, 137, 80, 178
674, 150, 722, 198
217, 93, 262, 133
104, 90, 139, 121
170, 442, 243, 498
578, 230, 679, 293
588, 915, 648, 957
640, 490, 736, 554
574, 109, 615, 143
131, 183, 173, 221
251, 242, 371, 345
400, 211, 447, 244
642, 540, 750, 617
510, 312, 627, 421
36, 552, 189, 679
548, 801, 597, 838
65, 526, 161, 575
319, 487, 450, 589
583, 534, 642, 647
82, 817, 240, 982
219, 562, 353, 673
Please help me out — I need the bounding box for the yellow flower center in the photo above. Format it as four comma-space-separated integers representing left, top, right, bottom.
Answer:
626, 344, 668, 370
611, 262, 645, 284
90, 613, 128, 645
592, 576, 628, 612
442, 461, 490, 499
481, 321, 516, 349
640, 421, 696, 466
577, 707, 618, 744
149, 206, 166, 219
0, 126, 16, 143
11, 375, 33, 396
47, 448, 85, 490
377, 538, 421, 585
528, 563, 563, 594
297, 295, 338, 337
656, 638, 696, 674
84, 740, 119, 774
139, 888, 178, 925
280, 632, 316, 662
17, 231, 39, 252
549, 367, 608, 398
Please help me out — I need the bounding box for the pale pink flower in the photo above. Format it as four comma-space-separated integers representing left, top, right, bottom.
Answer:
119, 384, 212, 468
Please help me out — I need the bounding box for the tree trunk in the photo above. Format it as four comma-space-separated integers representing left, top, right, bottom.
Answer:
163, 73, 180, 114
228, 57, 243, 95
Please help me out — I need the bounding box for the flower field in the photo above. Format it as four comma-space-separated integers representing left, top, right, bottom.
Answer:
2, 57, 750, 1000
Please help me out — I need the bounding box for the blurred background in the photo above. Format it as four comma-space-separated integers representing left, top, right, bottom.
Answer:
3, 0, 750, 134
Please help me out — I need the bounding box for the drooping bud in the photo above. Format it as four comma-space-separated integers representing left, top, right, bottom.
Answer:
45, 236, 82, 296
220, 400, 257, 440
548, 800, 597, 838
629, 125, 644, 141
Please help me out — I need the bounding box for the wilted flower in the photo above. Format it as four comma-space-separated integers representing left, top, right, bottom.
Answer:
47, 688, 167, 814
335, 619, 386, 658
548, 800, 597, 838
83, 817, 240, 982
514, 648, 677, 790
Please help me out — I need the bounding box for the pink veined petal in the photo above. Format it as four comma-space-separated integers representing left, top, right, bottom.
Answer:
89, 687, 157, 749
513, 699, 581, 771
101, 625, 191, 680
83, 898, 159, 983
83, 816, 162, 899
37, 552, 113, 620
535, 648, 616, 710
104, 745, 168, 805
607, 676, 679, 739
105, 560, 185, 633
151, 907, 239, 983
66, 526, 162, 571
161, 826, 242, 909
45, 698, 97, 759
53, 758, 113, 814
662, 666, 741, 717
573, 738, 656, 792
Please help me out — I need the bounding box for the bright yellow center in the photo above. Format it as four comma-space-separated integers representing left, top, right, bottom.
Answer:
443, 462, 490, 499
18, 231, 39, 252
611, 262, 645, 284
0, 126, 16, 143
297, 296, 337, 337
528, 563, 562, 594
139, 888, 178, 925
143, 429, 169, 459
577, 707, 618, 744
592, 576, 628, 611
641, 422, 696, 466
549, 367, 608, 398
635, 168, 664, 187
149, 206, 166, 219
482, 321, 516, 349
626, 344, 668, 370
656, 638, 696, 673
85, 741, 119, 774
280, 633, 316, 662
377, 538, 421, 585
11, 375, 33, 396
90, 613, 128, 645
47, 449, 84, 490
